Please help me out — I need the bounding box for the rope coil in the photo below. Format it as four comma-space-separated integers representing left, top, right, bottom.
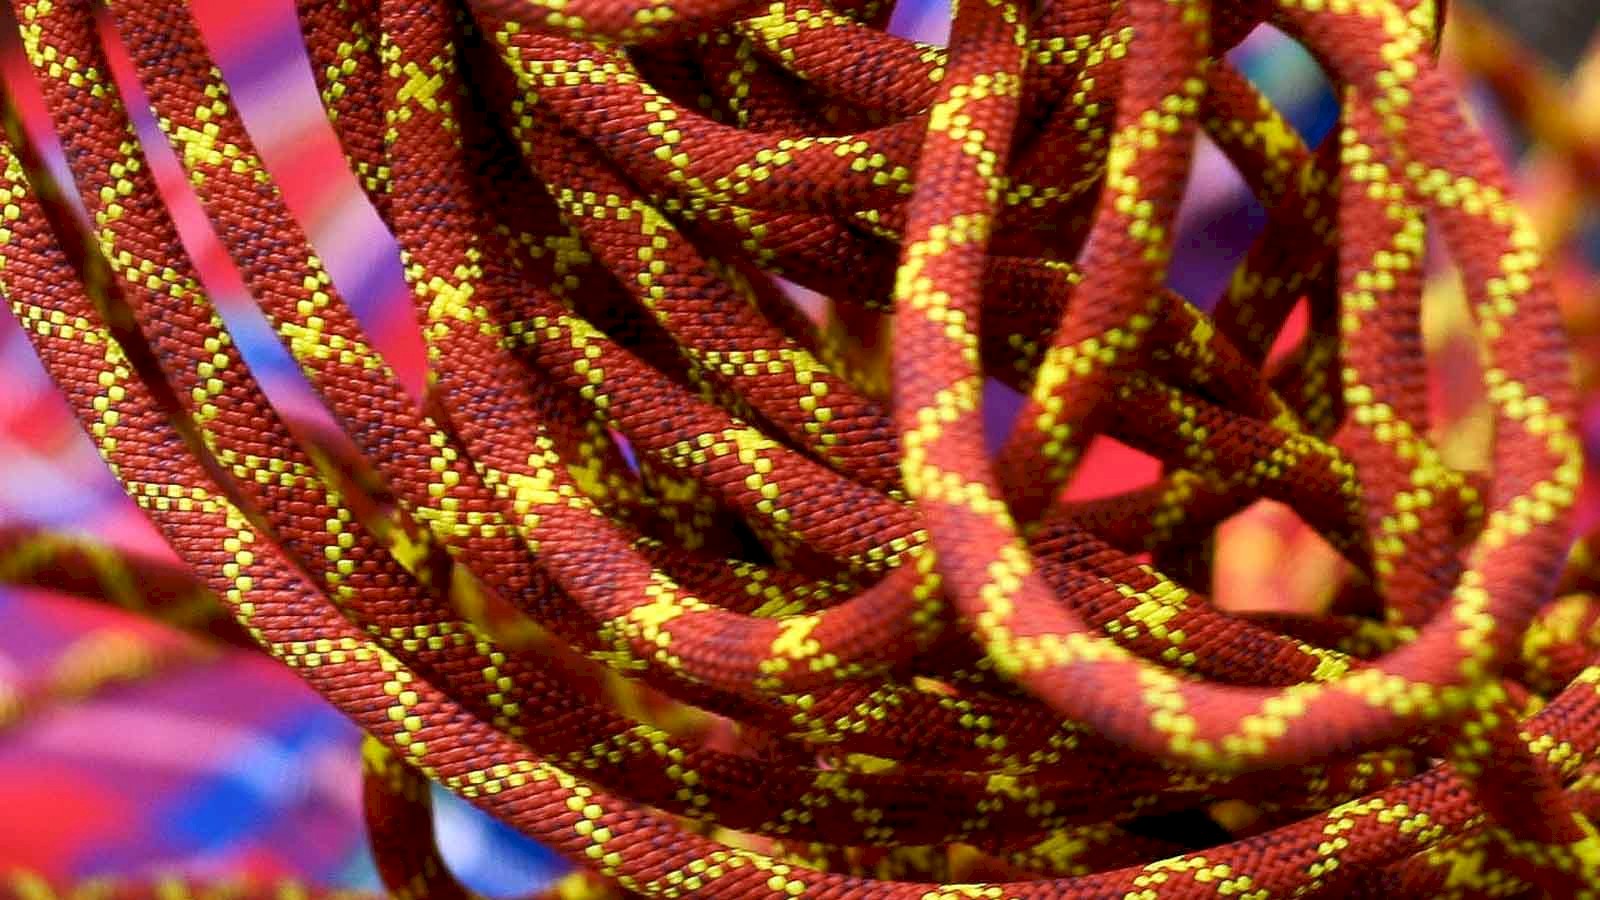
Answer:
3, 0, 1600, 895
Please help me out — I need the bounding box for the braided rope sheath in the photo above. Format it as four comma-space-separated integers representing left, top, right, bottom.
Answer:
5, 0, 1600, 895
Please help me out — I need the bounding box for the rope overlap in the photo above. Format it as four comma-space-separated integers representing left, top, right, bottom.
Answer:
3, 0, 1600, 896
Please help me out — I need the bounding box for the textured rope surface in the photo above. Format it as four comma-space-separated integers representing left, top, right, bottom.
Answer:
4, 0, 1600, 895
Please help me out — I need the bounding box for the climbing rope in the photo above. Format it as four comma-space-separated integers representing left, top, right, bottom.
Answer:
4, 0, 1600, 895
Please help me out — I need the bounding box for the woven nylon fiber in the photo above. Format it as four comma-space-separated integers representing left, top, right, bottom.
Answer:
5, 0, 1600, 896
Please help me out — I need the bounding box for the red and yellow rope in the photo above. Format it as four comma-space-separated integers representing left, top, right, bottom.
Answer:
5, 0, 1600, 895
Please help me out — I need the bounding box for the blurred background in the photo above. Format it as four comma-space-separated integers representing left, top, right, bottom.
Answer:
0, 0, 1595, 894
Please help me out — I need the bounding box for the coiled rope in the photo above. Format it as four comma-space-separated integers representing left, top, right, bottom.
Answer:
4, 0, 1600, 895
